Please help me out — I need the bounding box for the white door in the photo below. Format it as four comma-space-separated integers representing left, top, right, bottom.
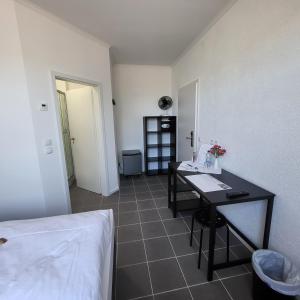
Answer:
66, 86, 101, 194
57, 91, 75, 185
178, 81, 198, 161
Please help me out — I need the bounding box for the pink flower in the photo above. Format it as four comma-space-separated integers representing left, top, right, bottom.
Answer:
209, 144, 226, 158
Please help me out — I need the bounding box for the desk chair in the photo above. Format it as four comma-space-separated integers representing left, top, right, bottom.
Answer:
190, 207, 230, 269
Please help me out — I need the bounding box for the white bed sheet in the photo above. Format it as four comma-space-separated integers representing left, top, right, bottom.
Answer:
0, 210, 114, 300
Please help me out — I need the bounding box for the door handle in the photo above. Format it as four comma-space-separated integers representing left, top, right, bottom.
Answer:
185, 131, 194, 147
70, 137, 75, 144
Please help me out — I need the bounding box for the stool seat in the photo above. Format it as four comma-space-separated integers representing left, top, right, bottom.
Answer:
194, 207, 226, 228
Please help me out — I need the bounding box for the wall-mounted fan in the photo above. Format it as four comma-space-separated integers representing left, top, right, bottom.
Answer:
158, 96, 173, 110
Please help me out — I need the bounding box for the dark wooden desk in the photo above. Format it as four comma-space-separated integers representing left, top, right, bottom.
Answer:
168, 162, 275, 281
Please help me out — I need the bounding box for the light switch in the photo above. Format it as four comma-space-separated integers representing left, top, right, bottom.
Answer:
40, 103, 48, 111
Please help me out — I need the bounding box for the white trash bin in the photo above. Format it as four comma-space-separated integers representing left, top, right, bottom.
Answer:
252, 250, 300, 300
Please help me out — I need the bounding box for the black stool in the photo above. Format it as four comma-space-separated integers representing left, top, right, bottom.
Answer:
190, 207, 230, 269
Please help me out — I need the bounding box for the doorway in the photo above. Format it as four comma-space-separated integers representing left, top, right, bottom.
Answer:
56, 79, 102, 208
177, 80, 199, 161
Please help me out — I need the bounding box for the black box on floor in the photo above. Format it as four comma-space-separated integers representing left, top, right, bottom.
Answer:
122, 150, 142, 176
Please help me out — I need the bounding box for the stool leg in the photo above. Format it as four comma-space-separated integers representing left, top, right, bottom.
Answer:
190, 214, 195, 246
226, 225, 230, 263
198, 228, 203, 269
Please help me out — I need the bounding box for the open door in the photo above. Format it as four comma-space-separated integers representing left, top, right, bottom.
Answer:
178, 81, 198, 161
66, 86, 101, 194
57, 90, 75, 186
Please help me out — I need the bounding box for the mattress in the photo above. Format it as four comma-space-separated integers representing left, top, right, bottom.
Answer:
0, 210, 114, 300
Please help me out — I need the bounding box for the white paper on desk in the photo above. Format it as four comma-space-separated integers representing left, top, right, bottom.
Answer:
196, 166, 222, 175
178, 161, 198, 172
185, 174, 232, 193
178, 161, 222, 174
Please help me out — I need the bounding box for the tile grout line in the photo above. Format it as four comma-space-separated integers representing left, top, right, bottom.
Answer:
116, 230, 207, 245
114, 178, 122, 300
116, 219, 248, 297
202, 248, 234, 300
117, 225, 206, 243
218, 276, 234, 300
117, 252, 201, 269
116, 175, 253, 300
119, 198, 154, 204
146, 178, 195, 300
117, 215, 186, 228
120, 191, 165, 197
117, 238, 245, 269
132, 178, 155, 299
117, 242, 248, 264
180, 202, 241, 300
178, 195, 250, 283
126, 270, 253, 300
214, 227, 250, 274
165, 186, 224, 299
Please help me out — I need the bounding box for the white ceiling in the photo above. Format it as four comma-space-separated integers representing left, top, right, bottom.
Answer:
26, 0, 236, 65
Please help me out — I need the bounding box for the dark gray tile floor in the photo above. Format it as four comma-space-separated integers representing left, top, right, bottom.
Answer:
70, 175, 254, 300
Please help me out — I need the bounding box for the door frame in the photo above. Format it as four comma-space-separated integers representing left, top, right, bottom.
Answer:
51, 71, 109, 207
177, 78, 200, 160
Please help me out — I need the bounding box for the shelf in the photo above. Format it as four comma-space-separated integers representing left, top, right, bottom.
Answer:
147, 143, 176, 148
147, 131, 173, 134
160, 168, 169, 174
144, 116, 176, 176
147, 169, 169, 176
147, 156, 175, 162
147, 169, 159, 176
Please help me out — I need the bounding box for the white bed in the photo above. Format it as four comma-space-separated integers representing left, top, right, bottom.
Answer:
0, 209, 114, 300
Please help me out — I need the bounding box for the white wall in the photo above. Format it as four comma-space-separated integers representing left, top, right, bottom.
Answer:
112, 64, 172, 171
0, 0, 45, 221
14, 1, 119, 210
172, 0, 300, 266
0, 0, 118, 221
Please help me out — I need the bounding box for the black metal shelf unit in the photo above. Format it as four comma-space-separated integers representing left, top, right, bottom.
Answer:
143, 116, 176, 176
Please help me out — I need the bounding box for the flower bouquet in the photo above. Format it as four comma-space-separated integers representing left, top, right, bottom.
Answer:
209, 144, 226, 169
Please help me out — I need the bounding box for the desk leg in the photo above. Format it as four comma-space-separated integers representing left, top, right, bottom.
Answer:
173, 170, 177, 218
207, 204, 217, 281
263, 197, 274, 249
168, 164, 171, 208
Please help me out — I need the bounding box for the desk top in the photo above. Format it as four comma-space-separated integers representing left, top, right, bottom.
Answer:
170, 162, 275, 206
